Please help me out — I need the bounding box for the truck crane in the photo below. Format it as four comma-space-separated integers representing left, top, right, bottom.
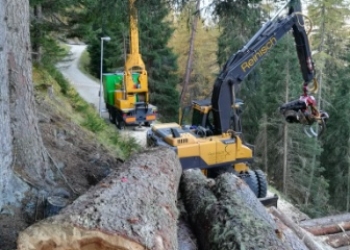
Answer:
103, 0, 157, 129
146, 0, 329, 202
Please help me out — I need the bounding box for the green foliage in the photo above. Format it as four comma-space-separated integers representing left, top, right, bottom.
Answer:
169, 2, 220, 106
66, 88, 90, 112
46, 65, 70, 94
320, 50, 350, 212
307, 0, 350, 214
81, 113, 107, 132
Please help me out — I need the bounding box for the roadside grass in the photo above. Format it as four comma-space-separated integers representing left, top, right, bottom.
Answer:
59, 43, 71, 54
33, 65, 140, 160
78, 49, 99, 82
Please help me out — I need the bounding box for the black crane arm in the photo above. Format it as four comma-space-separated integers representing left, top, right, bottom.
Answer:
211, 0, 316, 134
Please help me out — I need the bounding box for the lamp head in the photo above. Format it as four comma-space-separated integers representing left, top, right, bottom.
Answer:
101, 36, 111, 41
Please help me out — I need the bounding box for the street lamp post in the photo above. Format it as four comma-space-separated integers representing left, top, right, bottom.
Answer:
99, 36, 111, 117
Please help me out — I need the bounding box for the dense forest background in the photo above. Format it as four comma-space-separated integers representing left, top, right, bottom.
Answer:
29, 0, 350, 217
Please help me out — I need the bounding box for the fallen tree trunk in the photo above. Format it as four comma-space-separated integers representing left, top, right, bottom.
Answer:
300, 213, 350, 236
17, 148, 182, 250
323, 230, 350, 248
180, 169, 288, 250
300, 213, 350, 228
270, 207, 327, 250
272, 215, 309, 250
302, 221, 350, 236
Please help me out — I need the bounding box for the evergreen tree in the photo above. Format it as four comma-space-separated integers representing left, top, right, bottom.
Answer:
169, 1, 220, 105
308, 0, 350, 213
320, 50, 350, 212
29, 0, 78, 65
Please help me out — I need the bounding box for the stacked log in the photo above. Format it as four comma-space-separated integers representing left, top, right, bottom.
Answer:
180, 169, 290, 250
18, 147, 337, 250
17, 148, 182, 250
300, 213, 350, 235
270, 207, 323, 250
300, 213, 350, 249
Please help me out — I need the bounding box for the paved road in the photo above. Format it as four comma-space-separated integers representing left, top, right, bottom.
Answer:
57, 45, 101, 110
57, 44, 147, 147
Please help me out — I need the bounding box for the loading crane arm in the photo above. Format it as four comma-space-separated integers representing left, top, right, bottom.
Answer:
211, 0, 328, 137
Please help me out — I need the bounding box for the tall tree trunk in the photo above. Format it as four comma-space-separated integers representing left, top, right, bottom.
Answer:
32, 4, 42, 63
283, 57, 289, 194
306, 4, 326, 206
179, 0, 200, 106
263, 113, 268, 174
0, 0, 56, 210
347, 137, 350, 211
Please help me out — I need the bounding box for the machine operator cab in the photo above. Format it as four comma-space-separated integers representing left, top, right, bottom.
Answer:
181, 99, 244, 138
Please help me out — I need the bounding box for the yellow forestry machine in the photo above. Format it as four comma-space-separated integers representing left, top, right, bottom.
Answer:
103, 0, 157, 129
146, 0, 329, 205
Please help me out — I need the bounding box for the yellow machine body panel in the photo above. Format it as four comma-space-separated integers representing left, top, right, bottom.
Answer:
149, 123, 253, 170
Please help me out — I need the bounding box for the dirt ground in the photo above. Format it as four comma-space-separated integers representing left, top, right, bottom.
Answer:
0, 97, 123, 250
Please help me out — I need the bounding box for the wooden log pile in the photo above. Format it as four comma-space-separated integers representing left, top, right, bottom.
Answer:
300, 213, 350, 249
179, 169, 313, 250
17, 148, 332, 250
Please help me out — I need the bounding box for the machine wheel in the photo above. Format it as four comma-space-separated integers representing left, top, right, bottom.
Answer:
108, 111, 116, 124
254, 169, 268, 198
239, 170, 259, 197
116, 119, 126, 130
206, 165, 235, 179
144, 122, 151, 127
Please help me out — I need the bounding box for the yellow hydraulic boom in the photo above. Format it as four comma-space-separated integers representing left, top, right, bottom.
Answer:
123, 0, 148, 102
105, 0, 156, 129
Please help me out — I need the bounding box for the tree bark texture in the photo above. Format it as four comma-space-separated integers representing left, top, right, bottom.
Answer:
300, 213, 350, 229
180, 169, 288, 250
17, 148, 182, 250
323, 231, 350, 248
7, 0, 54, 190
0, 0, 19, 209
1, 0, 55, 210
270, 210, 309, 250
177, 217, 198, 250
302, 221, 350, 236
177, 199, 198, 250
269, 207, 326, 250
300, 213, 350, 235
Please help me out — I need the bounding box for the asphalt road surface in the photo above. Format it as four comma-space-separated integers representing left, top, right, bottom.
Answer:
57, 44, 147, 146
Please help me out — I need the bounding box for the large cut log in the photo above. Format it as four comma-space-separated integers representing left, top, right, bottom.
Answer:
17, 148, 182, 250
302, 221, 350, 236
269, 207, 331, 250
300, 213, 350, 235
180, 169, 288, 250
323, 230, 350, 248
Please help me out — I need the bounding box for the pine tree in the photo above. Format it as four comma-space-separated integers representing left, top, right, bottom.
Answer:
29, 0, 77, 65
308, 0, 350, 213
169, 1, 220, 106
320, 50, 350, 212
